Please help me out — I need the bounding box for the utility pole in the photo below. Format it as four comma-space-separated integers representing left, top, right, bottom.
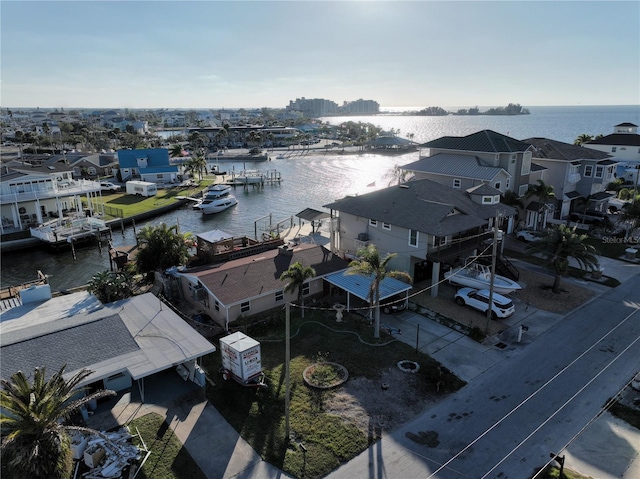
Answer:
485, 213, 500, 333
285, 302, 291, 442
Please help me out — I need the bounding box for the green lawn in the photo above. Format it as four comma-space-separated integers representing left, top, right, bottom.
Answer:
203, 308, 465, 479
129, 413, 207, 479
88, 179, 214, 219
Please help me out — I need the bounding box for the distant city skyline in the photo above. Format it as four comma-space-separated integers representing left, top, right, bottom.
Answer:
1, 1, 639, 109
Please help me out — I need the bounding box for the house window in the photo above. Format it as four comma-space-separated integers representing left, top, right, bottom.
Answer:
506, 178, 511, 189
240, 301, 250, 313
434, 236, 448, 247
369, 219, 377, 227
275, 290, 284, 302
409, 229, 418, 247
518, 184, 528, 197
157, 174, 163, 179
382, 222, 391, 230
302, 283, 310, 296
87, 167, 96, 175
483, 196, 493, 203
521, 152, 531, 174
595, 166, 603, 178
452, 179, 461, 188
214, 299, 220, 312
611, 147, 617, 153
584, 165, 593, 177
494, 182, 501, 190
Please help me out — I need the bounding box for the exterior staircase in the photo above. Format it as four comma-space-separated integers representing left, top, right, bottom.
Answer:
478, 251, 520, 281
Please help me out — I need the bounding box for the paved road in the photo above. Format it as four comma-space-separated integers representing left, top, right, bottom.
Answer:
326, 274, 640, 479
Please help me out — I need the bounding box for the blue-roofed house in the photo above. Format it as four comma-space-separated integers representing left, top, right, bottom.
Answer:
117, 148, 179, 183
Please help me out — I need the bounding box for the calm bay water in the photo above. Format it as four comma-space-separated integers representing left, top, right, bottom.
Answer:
2, 105, 638, 290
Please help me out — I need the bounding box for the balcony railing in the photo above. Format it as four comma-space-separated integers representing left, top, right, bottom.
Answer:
0, 180, 101, 204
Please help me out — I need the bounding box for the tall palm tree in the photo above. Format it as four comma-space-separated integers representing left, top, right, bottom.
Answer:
529, 224, 599, 293
1, 366, 115, 479
280, 261, 316, 318
525, 179, 555, 230
185, 153, 207, 181
136, 223, 194, 274
346, 244, 411, 339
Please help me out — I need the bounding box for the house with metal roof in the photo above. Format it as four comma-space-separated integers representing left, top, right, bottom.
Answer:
323, 178, 516, 297
417, 130, 535, 197
524, 138, 617, 221
175, 243, 349, 329
401, 153, 512, 193
0, 289, 215, 402
117, 148, 178, 183
584, 123, 640, 163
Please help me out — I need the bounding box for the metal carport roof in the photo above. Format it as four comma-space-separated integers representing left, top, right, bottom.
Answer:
324, 270, 412, 302
296, 208, 330, 222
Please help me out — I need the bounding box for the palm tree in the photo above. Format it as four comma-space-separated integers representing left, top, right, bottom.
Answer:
1, 366, 115, 479
135, 223, 194, 275
574, 133, 594, 146
384, 164, 414, 186
529, 224, 599, 293
185, 153, 207, 181
346, 244, 411, 339
88, 269, 135, 304
525, 179, 555, 230
169, 143, 184, 158
280, 261, 316, 318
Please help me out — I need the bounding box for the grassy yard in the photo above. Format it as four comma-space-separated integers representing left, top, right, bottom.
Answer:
86, 179, 214, 219
203, 307, 466, 479
129, 413, 207, 479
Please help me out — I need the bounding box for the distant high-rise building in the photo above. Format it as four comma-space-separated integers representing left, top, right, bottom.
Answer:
341, 99, 380, 114
286, 97, 339, 117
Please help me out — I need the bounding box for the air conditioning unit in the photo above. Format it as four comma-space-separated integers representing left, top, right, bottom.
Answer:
357, 233, 369, 241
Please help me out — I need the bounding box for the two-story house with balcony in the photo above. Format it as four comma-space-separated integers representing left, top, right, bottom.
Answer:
323, 179, 516, 297
1, 157, 102, 233
117, 148, 178, 183
411, 130, 536, 197
525, 138, 617, 219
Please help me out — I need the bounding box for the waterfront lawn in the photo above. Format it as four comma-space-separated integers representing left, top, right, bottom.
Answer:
129, 413, 207, 479
204, 308, 465, 479
87, 180, 214, 218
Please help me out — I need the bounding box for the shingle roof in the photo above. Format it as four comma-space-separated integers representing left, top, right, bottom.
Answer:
402, 153, 508, 180
324, 179, 515, 237
189, 244, 349, 305
466, 183, 501, 196
586, 134, 640, 147
524, 137, 612, 161
0, 292, 216, 385
420, 130, 532, 153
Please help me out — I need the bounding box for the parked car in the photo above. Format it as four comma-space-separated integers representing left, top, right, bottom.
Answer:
454, 287, 515, 319
381, 294, 408, 314
100, 181, 121, 192
516, 230, 545, 242
570, 209, 607, 225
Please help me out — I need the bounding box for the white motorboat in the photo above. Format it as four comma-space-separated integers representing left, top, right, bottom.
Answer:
195, 195, 238, 214
192, 185, 232, 209
444, 261, 521, 294
205, 184, 232, 198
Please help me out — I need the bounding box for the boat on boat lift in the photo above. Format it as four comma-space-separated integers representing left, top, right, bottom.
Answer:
444, 259, 522, 294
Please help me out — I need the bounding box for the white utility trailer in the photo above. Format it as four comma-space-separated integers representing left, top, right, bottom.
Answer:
126, 180, 157, 197
219, 332, 266, 387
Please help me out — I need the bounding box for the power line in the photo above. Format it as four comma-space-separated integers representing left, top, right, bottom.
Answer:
425, 306, 640, 478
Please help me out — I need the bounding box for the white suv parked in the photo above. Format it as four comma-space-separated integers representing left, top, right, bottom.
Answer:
454, 287, 515, 319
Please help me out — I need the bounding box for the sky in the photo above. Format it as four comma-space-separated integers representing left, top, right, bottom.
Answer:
1, 0, 639, 109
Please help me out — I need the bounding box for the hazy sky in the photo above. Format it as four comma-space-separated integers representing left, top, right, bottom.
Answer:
2, 1, 639, 109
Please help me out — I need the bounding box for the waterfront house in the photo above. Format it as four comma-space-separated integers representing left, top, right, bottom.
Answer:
175, 244, 349, 330
584, 122, 640, 163
524, 138, 617, 222
412, 130, 535, 197
323, 178, 516, 297
0, 157, 102, 233
117, 148, 179, 183
0, 289, 215, 402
